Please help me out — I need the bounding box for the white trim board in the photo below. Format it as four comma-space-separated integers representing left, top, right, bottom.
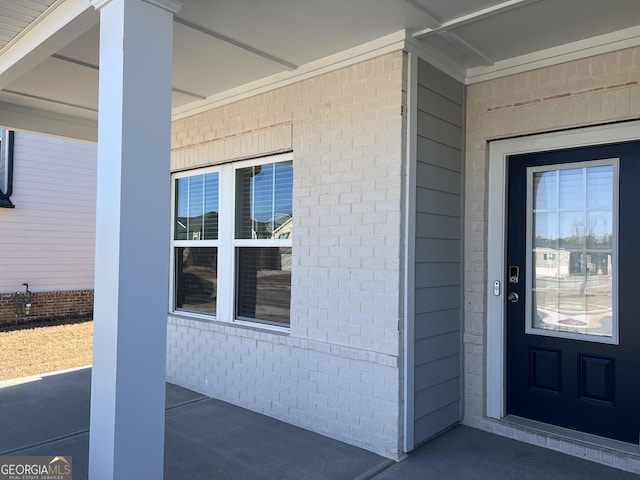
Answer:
486, 120, 640, 421
403, 52, 418, 453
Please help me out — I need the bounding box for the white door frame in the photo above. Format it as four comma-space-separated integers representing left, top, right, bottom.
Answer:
486, 120, 640, 420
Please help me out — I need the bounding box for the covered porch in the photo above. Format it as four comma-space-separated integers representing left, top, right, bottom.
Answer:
1, 368, 637, 479
1, 0, 640, 478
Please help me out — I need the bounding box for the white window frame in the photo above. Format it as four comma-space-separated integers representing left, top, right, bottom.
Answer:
169, 152, 293, 331
169, 165, 222, 321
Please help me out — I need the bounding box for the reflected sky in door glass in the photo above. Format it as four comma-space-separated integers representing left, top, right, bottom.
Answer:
533, 166, 613, 245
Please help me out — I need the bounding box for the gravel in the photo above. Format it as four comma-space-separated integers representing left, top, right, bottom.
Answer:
0, 319, 93, 381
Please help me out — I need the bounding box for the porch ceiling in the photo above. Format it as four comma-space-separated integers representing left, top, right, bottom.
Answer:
0, 0, 639, 140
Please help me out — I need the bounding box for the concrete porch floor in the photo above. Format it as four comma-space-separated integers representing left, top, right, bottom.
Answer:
0, 368, 637, 479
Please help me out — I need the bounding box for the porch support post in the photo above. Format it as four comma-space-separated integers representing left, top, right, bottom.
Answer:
88, 0, 180, 479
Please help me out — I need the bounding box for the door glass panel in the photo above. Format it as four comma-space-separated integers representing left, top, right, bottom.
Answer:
527, 160, 618, 343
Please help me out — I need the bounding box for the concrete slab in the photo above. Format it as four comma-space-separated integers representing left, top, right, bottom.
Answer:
164, 397, 391, 480
0, 368, 390, 479
0, 367, 91, 454
373, 426, 640, 480
0, 367, 207, 455
1, 368, 637, 479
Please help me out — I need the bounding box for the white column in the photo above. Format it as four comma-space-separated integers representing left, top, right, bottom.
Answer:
88, 1, 180, 479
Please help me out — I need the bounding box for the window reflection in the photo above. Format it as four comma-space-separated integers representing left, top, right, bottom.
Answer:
174, 173, 219, 240
235, 161, 293, 240
175, 247, 217, 315
530, 164, 614, 338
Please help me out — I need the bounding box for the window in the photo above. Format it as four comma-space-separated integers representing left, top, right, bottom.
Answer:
173, 170, 219, 316
235, 162, 293, 325
170, 153, 293, 328
527, 159, 617, 342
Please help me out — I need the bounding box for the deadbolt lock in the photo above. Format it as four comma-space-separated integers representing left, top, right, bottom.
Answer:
508, 266, 520, 284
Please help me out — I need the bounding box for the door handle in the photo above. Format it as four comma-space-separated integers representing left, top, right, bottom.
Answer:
507, 292, 519, 303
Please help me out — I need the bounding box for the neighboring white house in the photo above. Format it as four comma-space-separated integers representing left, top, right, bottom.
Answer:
0, 1, 639, 478
0, 130, 96, 324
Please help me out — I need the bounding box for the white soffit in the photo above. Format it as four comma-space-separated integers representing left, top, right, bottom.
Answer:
0, 0, 639, 136
5, 55, 98, 112
171, 30, 408, 119
174, 0, 428, 67
172, 21, 289, 102
457, 0, 640, 83
0, 0, 59, 51
465, 25, 640, 84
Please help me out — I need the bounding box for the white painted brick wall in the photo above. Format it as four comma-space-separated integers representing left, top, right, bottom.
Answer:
464, 46, 640, 470
167, 51, 405, 459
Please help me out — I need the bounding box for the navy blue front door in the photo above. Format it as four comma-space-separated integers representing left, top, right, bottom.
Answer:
506, 141, 640, 443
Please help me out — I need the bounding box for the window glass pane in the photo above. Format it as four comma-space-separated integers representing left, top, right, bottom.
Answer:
175, 177, 189, 240
533, 170, 557, 210
587, 166, 613, 208
236, 247, 291, 325
174, 173, 219, 240
530, 164, 614, 339
533, 212, 558, 248
175, 247, 217, 315
235, 161, 293, 239
188, 176, 204, 239
585, 210, 612, 249
558, 211, 585, 249
559, 168, 583, 209
203, 173, 219, 239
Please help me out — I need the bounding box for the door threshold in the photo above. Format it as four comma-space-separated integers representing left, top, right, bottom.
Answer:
503, 415, 640, 456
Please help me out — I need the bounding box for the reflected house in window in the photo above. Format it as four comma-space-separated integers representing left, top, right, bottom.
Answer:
535, 247, 570, 278
175, 211, 219, 241
251, 214, 292, 240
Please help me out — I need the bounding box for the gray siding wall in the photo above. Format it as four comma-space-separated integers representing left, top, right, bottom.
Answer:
413, 59, 464, 446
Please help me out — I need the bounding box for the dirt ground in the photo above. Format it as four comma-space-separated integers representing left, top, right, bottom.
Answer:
0, 319, 93, 381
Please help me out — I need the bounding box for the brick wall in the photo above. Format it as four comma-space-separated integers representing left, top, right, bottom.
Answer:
463, 47, 640, 469
168, 51, 406, 459
0, 289, 93, 324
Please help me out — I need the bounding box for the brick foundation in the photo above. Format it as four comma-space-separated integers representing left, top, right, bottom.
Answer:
0, 289, 93, 325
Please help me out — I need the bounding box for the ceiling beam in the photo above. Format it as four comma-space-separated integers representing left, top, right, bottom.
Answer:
173, 16, 297, 71
412, 0, 541, 39
402, 0, 441, 29
2, 88, 97, 113
172, 87, 206, 100
438, 30, 494, 66
50, 53, 207, 100
52, 53, 98, 70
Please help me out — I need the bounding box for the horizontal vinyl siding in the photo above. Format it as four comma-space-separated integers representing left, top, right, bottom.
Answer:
0, 131, 97, 293
413, 59, 464, 446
